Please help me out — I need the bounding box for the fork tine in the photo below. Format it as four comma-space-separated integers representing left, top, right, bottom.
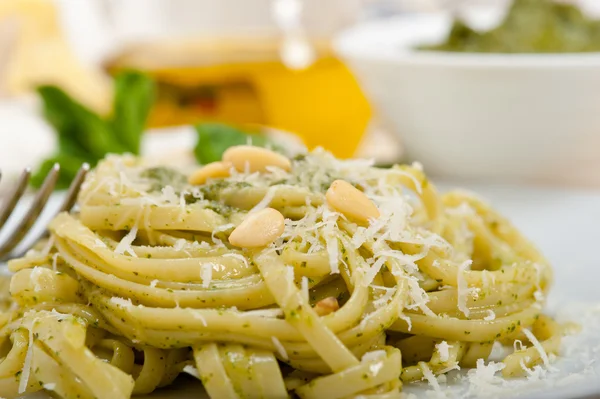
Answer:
2, 163, 90, 261
0, 168, 31, 228
59, 163, 89, 212
0, 164, 59, 258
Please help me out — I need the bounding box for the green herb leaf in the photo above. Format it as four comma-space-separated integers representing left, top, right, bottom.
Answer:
37, 86, 127, 160
139, 166, 187, 192
111, 71, 155, 153
32, 72, 155, 188
193, 123, 269, 164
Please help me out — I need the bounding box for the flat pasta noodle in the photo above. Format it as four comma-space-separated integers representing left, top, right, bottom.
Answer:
0, 150, 567, 398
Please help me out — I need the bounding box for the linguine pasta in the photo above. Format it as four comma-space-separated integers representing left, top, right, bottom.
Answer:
0, 148, 564, 398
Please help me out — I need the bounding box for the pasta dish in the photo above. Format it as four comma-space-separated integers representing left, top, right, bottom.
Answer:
0, 146, 563, 398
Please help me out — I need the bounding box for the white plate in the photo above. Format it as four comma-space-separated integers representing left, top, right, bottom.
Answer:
6, 182, 600, 399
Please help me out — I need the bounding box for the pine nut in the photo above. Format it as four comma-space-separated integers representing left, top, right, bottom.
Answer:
228, 208, 285, 248
326, 180, 380, 223
223, 145, 291, 173
188, 161, 233, 185
314, 297, 339, 316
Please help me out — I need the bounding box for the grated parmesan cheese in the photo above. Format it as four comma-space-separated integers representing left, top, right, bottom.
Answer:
522, 328, 555, 371
18, 323, 35, 393
182, 365, 200, 378
466, 359, 506, 395
514, 339, 525, 352
420, 362, 443, 395
285, 266, 295, 283
364, 257, 387, 287
110, 297, 134, 308
399, 312, 413, 331
249, 186, 278, 213
212, 223, 235, 245
271, 336, 288, 360
191, 311, 208, 327
484, 310, 496, 321
322, 209, 340, 274
114, 225, 138, 257
457, 260, 473, 317
159, 185, 178, 204
173, 239, 187, 252
437, 362, 461, 374
43, 383, 56, 391
301, 276, 309, 304
369, 361, 384, 377
30, 267, 45, 292
201, 264, 213, 289
372, 286, 396, 308
361, 350, 387, 363
436, 341, 452, 363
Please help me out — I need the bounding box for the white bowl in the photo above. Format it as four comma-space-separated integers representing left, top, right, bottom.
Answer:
334, 14, 600, 186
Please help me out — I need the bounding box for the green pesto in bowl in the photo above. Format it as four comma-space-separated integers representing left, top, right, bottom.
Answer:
424, 0, 600, 53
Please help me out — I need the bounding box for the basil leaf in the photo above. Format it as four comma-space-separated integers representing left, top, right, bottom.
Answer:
32, 72, 154, 188
111, 71, 155, 154
37, 86, 127, 160
193, 123, 269, 164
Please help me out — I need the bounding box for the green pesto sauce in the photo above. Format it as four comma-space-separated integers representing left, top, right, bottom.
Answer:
190, 180, 252, 203
424, 0, 600, 53
204, 201, 236, 219
140, 166, 187, 192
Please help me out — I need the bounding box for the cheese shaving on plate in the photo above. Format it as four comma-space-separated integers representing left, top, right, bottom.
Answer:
466, 359, 506, 395
420, 362, 443, 395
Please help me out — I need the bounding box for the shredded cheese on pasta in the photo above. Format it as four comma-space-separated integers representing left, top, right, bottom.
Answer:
0, 149, 563, 399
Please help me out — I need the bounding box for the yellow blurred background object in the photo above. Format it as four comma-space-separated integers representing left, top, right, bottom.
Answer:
107, 38, 372, 158
0, 0, 111, 112
0, 0, 372, 159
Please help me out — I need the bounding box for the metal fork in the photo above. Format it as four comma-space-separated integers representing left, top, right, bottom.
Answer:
0, 163, 89, 262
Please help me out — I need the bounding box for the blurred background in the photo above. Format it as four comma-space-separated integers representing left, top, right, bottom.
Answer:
1, 0, 600, 190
